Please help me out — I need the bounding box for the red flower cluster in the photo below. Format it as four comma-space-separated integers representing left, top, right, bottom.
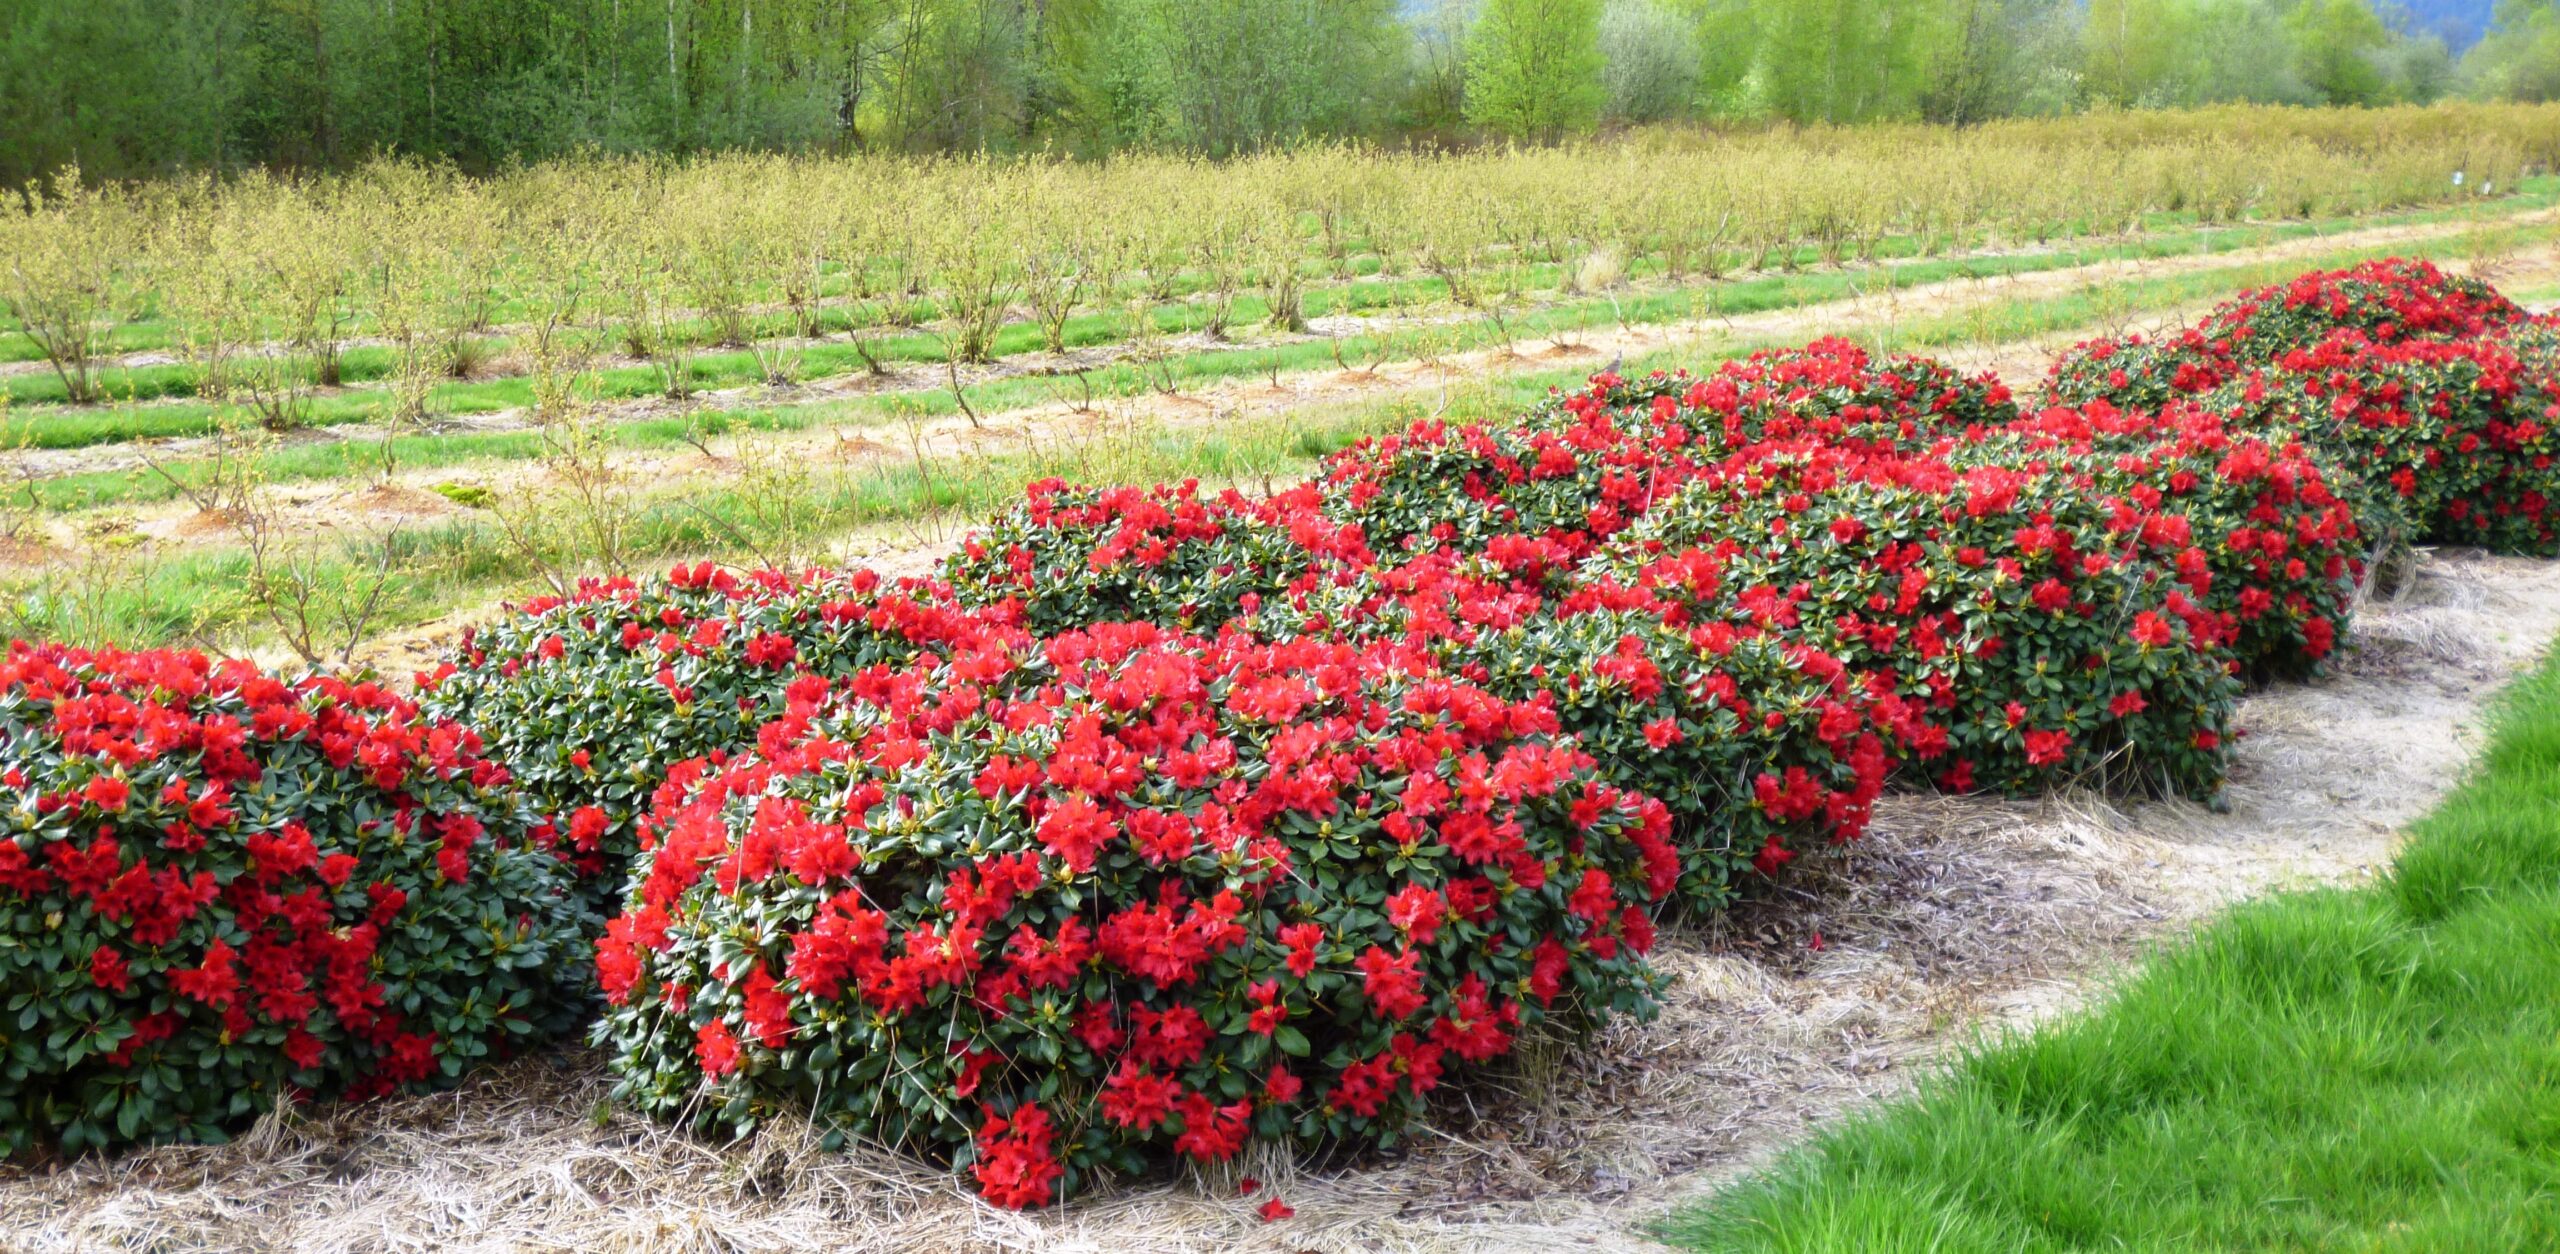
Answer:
2226, 327, 2560, 556
0, 643, 583, 1153
593, 624, 1676, 1209
1989, 399, 2366, 678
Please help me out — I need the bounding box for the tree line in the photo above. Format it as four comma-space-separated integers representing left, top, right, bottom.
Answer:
3, 0, 2554, 185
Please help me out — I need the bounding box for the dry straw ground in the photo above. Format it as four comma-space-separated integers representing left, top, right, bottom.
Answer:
6, 547, 2557, 1253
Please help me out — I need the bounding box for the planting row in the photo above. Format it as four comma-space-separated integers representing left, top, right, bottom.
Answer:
4, 259, 2552, 1208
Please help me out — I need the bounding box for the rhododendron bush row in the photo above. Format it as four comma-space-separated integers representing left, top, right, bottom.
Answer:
8, 258, 2552, 1206
0, 645, 587, 1152
2049, 258, 2560, 555
596, 624, 1680, 1205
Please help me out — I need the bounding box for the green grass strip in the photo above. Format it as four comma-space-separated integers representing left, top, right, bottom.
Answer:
1659, 647, 2560, 1253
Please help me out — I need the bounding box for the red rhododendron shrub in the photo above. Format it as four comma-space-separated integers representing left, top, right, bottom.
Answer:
941, 485, 1887, 907
2217, 328, 2560, 556
1245, 550, 1889, 906
1603, 442, 2243, 798
1311, 346, 2011, 568
1986, 401, 2369, 679
419, 564, 1030, 909
0, 644, 584, 1154
943, 479, 1369, 636
594, 624, 1677, 1207
2043, 329, 2230, 414
1314, 405, 1713, 566
1552, 341, 2016, 455
2197, 258, 2522, 361
2050, 258, 2528, 411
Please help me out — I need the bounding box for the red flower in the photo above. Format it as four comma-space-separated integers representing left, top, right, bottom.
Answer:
81, 775, 130, 813
1129, 1004, 1212, 1068
2130, 611, 2176, 648
695, 1019, 743, 1078
168, 939, 239, 1009
1098, 1061, 1181, 1130
568, 806, 610, 852
1354, 945, 1427, 1020
972, 1104, 1065, 1210
2022, 728, 2072, 768
1034, 795, 1113, 872
1384, 882, 1447, 945
1278, 922, 1324, 979
1259, 1196, 1296, 1222
1173, 1093, 1251, 1162
89, 946, 129, 993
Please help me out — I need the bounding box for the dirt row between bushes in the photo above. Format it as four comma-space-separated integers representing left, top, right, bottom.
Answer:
8, 552, 2556, 1253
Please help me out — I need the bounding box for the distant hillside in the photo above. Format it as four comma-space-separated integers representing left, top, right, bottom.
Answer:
1400, 1, 2499, 52
2394, 0, 2496, 51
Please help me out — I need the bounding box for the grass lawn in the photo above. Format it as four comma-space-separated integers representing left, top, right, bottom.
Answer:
1660, 644, 2560, 1253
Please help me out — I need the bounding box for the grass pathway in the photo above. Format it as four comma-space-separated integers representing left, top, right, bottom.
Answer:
1662, 637, 2560, 1253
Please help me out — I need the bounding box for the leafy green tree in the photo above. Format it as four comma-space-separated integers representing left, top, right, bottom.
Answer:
1919, 0, 2074, 124
0, 0, 239, 181
1599, 0, 1702, 121
1751, 0, 1948, 123
1670, 0, 1767, 115
879, 0, 1036, 149
1405, 0, 1478, 131
2083, 0, 2192, 105
2184, 0, 2317, 105
1464, 0, 1605, 142
2286, 0, 2391, 104
2377, 32, 2456, 103
2460, 0, 2560, 103
1046, 0, 1400, 154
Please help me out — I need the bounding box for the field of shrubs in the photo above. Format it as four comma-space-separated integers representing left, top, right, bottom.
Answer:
4, 255, 2558, 1218
4, 106, 2548, 440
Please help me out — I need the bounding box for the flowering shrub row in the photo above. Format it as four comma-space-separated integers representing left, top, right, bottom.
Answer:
2223, 327, 2560, 556
1983, 401, 2368, 679
945, 345, 2346, 804
2048, 259, 2560, 558
594, 625, 1677, 1207
1598, 439, 2242, 797
2049, 258, 2527, 411
392, 260, 2542, 1206
0, 644, 585, 1153
417, 565, 1029, 912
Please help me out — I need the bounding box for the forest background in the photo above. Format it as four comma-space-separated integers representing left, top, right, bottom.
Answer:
6, 0, 2558, 187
